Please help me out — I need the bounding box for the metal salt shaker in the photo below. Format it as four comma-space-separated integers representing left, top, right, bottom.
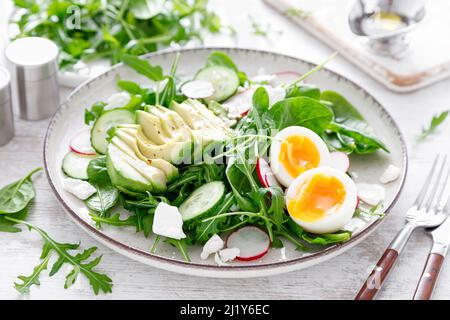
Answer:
5, 37, 60, 120
0, 66, 14, 146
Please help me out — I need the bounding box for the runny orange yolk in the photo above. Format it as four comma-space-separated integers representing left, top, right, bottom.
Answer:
279, 135, 320, 178
287, 173, 346, 222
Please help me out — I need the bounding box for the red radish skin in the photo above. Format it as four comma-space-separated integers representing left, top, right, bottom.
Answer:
226, 226, 271, 261
329, 152, 350, 172
223, 88, 253, 118
256, 158, 281, 188
70, 129, 96, 156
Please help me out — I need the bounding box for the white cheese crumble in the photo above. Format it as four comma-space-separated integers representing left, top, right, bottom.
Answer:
200, 234, 224, 260
152, 202, 186, 240
219, 248, 240, 262
379, 165, 401, 184
280, 247, 287, 261
357, 183, 386, 206
63, 178, 96, 200
105, 92, 131, 110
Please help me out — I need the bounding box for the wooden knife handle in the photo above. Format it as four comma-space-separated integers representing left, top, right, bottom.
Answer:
413, 253, 444, 300
355, 248, 399, 300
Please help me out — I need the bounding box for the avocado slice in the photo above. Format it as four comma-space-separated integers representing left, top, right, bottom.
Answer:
149, 158, 179, 183
106, 144, 153, 194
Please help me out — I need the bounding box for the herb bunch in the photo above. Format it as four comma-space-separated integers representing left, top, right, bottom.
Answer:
11, 0, 223, 69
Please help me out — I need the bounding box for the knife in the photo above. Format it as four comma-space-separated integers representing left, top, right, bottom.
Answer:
413, 214, 450, 300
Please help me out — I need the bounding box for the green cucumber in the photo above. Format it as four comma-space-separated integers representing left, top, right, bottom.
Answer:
91, 109, 135, 154
195, 65, 239, 102
62, 151, 97, 180
179, 181, 225, 221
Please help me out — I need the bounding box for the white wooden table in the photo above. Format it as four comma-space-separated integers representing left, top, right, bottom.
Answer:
1, 0, 450, 300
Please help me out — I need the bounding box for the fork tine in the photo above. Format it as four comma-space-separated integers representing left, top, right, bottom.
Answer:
434, 165, 450, 212
423, 155, 448, 211
415, 155, 441, 207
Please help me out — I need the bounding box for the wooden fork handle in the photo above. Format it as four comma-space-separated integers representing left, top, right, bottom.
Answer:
355, 248, 399, 300
413, 253, 444, 300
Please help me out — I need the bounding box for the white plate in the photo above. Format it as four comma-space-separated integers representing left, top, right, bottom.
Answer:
44, 47, 407, 278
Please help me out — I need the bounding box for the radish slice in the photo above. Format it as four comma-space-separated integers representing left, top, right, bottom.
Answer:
181, 80, 215, 99
329, 152, 350, 172
222, 88, 253, 118
226, 226, 271, 261
70, 129, 96, 155
271, 71, 301, 87
256, 158, 281, 188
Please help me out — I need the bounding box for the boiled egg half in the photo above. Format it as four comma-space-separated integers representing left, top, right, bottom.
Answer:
270, 126, 331, 187
285, 167, 357, 234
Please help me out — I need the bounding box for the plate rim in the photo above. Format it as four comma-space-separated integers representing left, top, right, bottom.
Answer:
43, 46, 408, 274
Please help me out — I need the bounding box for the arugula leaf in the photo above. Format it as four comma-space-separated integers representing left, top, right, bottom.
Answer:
268, 96, 333, 133
6, 216, 113, 295
301, 231, 352, 245
0, 208, 29, 233
89, 212, 137, 227
122, 54, 164, 82
418, 110, 449, 141
0, 168, 41, 214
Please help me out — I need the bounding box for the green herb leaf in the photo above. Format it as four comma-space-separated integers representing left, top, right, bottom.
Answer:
0, 168, 41, 214
6, 216, 113, 295
268, 96, 333, 133
84, 102, 106, 125
122, 54, 164, 82
419, 110, 449, 141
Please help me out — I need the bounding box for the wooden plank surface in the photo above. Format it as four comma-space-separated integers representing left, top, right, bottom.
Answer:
1, 0, 450, 300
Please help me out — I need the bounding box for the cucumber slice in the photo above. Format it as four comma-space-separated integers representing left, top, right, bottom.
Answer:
91, 109, 135, 154
62, 151, 97, 180
179, 181, 225, 221
195, 66, 239, 102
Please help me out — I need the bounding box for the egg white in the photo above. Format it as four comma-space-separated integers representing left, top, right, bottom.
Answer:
285, 167, 358, 234
270, 126, 330, 187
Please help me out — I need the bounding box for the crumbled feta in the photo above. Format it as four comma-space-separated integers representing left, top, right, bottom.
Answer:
267, 86, 286, 105
251, 74, 277, 84
105, 92, 131, 110
379, 165, 401, 184
218, 248, 240, 262
152, 202, 186, 240
280, 247, 287, 261
214, 252, 227, 266
357, 183, 385, 206
200, 234, 224, 260
63, 178, 96, 200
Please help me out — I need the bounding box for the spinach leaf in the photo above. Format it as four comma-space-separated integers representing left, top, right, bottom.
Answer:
251, 86, 270, 130
87, 157, 110, 185
0, 168, 41, 214
84, 101, 106, 125
321, 90, 388, 154
225, 160, 258, 213
85, 184, 119, 215
86, 157, 119, 216
268, 96, 333, 133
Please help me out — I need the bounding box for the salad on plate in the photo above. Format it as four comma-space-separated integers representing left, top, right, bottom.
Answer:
60, 51, 395, 264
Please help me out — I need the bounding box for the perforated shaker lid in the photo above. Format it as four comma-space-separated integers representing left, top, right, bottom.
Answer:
0, 66, 11, 104
5, 37, 59, 81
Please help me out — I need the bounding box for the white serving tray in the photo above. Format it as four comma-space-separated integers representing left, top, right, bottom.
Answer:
265, 0, 450, 92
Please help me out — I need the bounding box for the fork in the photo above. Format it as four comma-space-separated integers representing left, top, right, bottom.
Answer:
355, 155, 449, 300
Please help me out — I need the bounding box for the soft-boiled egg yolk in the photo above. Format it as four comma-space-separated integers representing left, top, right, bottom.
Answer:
287, 173, 346, 222
270, 126, 331, 187
285, 167, 357, 234
279, 135, 321, 178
